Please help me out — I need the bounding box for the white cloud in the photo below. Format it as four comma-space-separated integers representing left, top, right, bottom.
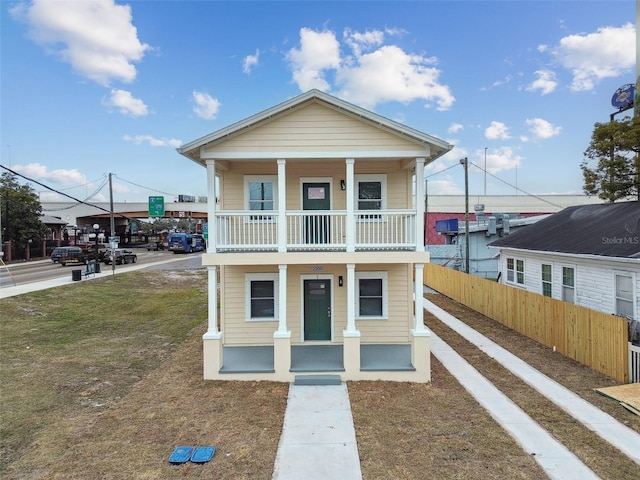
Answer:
425, 178, 463, 195
286, 28, 341, 91
123, 135, 182, 148
485, 121, 511, 140
484, 147, 523, 174
243, 49, 260, 74
12, 163, 89, 185
192, 91, 221, 120
286, 27, 455, 111
525, 118, 561, 139
448, 123, 464, 134
104, 89, 148, 116
526, 70, 557, 95
10, 0, 150, 86
545, 23, 635, 91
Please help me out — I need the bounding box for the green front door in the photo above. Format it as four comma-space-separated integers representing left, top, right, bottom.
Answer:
304, 279, 331, 340
303, 182, 330, 244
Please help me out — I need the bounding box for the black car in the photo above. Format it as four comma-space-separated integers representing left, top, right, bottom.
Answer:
104, 249, 137, 265
58, 246, 94, 266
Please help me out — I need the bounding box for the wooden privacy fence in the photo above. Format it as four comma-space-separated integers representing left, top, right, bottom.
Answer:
423, 263, 629, 383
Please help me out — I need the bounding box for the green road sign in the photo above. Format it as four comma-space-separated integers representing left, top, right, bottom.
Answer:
148, 196, 165, 216
203, 223, 208, 240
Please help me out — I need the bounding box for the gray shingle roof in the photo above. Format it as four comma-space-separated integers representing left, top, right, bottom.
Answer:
489, 201, 640, 258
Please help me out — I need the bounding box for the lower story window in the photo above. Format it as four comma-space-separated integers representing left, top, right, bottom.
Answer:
562, 266, 575, 304
615, 273, 634, 319
246, 273, 278, 321
356, 271, 388, 319
506, 257, 525, 285
541, 264, 552, 297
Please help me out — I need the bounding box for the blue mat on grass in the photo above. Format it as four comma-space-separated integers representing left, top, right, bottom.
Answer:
191, 446, 215, 463
168, 446, 194, 464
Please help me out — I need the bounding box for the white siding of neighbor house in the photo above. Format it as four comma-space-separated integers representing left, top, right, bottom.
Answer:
221, 264, 412, 346
204, 103, 427, 154
498, 249, 640, 320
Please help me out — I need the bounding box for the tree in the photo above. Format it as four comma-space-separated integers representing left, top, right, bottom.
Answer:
581, 115, 640, 202
0, 172, 47, 250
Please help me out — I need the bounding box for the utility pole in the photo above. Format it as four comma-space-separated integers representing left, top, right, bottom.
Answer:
109, 173, 115, 239
460, 157, 470, 274
484, 147, 487, 196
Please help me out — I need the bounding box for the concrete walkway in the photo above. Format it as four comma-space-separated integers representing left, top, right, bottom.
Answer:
424, 297, 640, 467
272, 383, 362, 480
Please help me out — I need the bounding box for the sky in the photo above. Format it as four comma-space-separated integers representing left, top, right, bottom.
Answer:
1, 0, 637, 205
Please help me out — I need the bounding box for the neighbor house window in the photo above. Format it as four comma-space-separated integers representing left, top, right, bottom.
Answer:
541, 264, 552, 297
506, 257, 524, 285
615, 272, 634, 319
245, 176, 277, 221
245, 273, 278, 321
356, 271, 388, 319
355, 175, 386, 220
562, 266, 575, 304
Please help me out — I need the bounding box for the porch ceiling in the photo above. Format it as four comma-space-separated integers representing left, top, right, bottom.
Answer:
202, 250, 431, 266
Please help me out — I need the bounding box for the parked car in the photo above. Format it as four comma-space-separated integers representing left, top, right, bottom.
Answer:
103, 249, 137, 265
146, 242, 165, 251
58, 246, 94, 266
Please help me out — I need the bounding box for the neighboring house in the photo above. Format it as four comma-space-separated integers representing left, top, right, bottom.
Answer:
428, 212, 549, 279
177, 89, 452, 382
489, 202, 640, 322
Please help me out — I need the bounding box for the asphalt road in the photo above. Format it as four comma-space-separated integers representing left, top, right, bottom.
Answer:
0, 249, 199, 288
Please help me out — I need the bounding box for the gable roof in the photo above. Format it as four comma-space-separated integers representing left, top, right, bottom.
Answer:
177, 89, 452, 165
489, 202, 640, 259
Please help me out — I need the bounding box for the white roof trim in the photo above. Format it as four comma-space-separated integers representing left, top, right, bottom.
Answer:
178, 89, 452, 162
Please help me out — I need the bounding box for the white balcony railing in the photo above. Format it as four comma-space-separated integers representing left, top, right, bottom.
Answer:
214, 210, 416, 252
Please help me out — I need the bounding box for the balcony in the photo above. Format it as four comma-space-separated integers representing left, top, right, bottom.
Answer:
213, 210, 417, 252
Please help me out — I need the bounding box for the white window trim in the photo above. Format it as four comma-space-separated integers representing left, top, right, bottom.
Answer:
505, 256, 525, 286
245, 175, 277, 222
354, 174, 387, 221
541, 263, 553, 297
561, 264, 576, 304
613, 270, 636, 320
355, 271, 388, 320
245, 273, 278, 322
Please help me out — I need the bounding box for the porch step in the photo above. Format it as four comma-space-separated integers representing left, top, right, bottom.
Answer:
294, 374, 342, 386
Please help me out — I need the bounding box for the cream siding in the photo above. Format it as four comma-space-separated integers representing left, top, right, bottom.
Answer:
203, 103, 426, 154
221, 264, 413, 346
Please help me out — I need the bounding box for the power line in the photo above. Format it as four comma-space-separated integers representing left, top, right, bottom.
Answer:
0, 164, 133, 221
113, 174, 178, 197
468, 161, 565, 209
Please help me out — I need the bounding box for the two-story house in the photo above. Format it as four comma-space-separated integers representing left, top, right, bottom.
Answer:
177, 89, 452, 382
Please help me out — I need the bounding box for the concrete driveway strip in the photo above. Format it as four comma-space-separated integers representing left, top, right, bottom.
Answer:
272, 384, 362, 480
430, 333, 600, 480
424, 298, 640, 466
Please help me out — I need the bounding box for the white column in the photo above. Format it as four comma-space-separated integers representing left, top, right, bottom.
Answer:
345, 263, 356, 332
414, 263, 425, 331
206, 160, 217, 253
277, 159, 287, 252
345, 159, 355, 253
206, 265, 218, 334
415, 157, 425, 252
276, 264, 289, 334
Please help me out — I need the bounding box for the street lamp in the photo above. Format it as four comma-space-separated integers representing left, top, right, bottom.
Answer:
93, 223, 100, 248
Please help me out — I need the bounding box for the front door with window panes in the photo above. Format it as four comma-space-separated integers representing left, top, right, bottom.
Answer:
304, 279, 331, 340
303, 183, 330, 244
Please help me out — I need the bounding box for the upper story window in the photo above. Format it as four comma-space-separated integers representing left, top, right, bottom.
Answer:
506, 257, 524, 286
355, 174, 386, 220
245, 176, 277, 221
